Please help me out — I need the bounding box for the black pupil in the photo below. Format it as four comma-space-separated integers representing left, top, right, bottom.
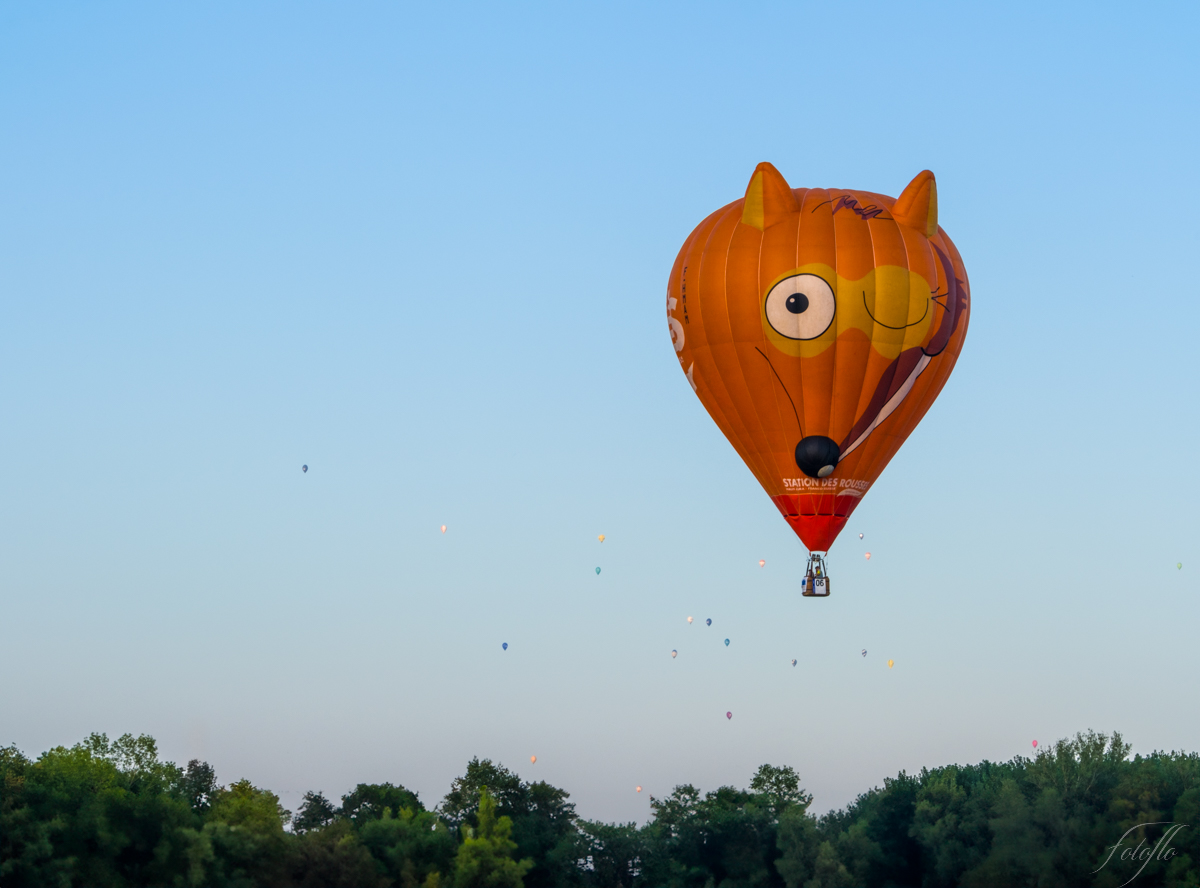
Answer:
786, 292, 809, 314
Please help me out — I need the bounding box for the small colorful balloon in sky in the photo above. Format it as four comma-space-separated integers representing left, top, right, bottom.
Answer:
595, 567, 601, 575
861, 649, 867, 657
791, 659, 797, 667
1032, 740, 1038, 749
636, 786, 642, 793
598, 534, 605, 543
530, 755, 537, 764
724, 638, 730, 646
671, 650, 677, 658
302, 465, 308, 473
758, 559, 765, 567
502, 643, 508, 651
859, 533, 863, 539
864, 552, 872, 561
1178, 563, 1183, 569
441, 525, 446, 533
726, 711, 732, 720
706, 618, 712, 626
887, 659, 894, 669
687, 616, 693, 624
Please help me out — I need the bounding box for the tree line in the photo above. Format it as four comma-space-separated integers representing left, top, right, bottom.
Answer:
2, 730, 1198, 886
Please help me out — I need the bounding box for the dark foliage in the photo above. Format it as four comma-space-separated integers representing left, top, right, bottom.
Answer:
2, 730, 1198, 887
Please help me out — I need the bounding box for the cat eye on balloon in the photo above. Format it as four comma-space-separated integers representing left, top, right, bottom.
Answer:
764, 273, 836, 340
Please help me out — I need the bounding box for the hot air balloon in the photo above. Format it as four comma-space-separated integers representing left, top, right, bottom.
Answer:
502, 643, 508, 650
724, 638, 730, 646
726, 711, 732, 720
706, 618, 712, 626
530, 755, 537, 764
598, 534, 605, 543
887, 659, 894, 669
1032, 740, 1038, 749
636, 786, 642, 793
759, 559, 766, 567
791, 659, 797, 666
861, 649, 867, 657
687, 616, 693, 624
441, 525, 446, 533
1178, 563, 1183, 569
595, 567, 601, 575
864, 552, 872, 561
666, 165, 970, 595
671, 650, 677, 658
859, 533, 864, 539
302, 465, 308, 473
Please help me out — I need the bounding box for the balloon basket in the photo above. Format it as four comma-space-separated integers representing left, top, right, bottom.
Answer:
801, 553, 830, 597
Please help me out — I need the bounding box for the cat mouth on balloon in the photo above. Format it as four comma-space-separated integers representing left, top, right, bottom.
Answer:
758, 346, 932, 479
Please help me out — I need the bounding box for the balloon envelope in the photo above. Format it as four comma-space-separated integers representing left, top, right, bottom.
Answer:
441, 525, 446, 533
758, 559, 765, 567
502, 643, 508, 651
791, 659, 797, 666
598, 534, 605, 543
865, 552, 872, 560
687, 616, 693, 623
726, 711, 732, 720
706, 618, 712, 626
671, 650, 677, 658
861, 649, 867, 657
667, 164, 970, 552
887, 659, 894, 668
530, 756, 537, 763
1178, 563, 1183, 569
1032, 740, 1038, 748
595, 567, 601, 575
636, 786, 642, 793
859, 533, 864, 539
302, 465, 308, 473
724, 638, 730, 646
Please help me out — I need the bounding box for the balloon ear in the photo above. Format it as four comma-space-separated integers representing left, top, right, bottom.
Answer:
892, 170, 938, 237
741, 162, 799, 230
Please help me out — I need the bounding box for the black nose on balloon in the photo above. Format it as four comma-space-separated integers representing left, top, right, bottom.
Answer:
795, 436, 840, 479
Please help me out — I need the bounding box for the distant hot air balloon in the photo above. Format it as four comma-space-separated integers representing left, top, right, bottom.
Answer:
1032, 740, 1038, 749
861, 649, 867, 657
671, 650, 677, 658
759, 559, 766, 567
530, 756, 537, 764
598, 534, 605, 543
441, 525, 446, 533
859, 533, 863, 539
302, 465, 308, 473
595, 567, 601, 575
791, 659, 797, 666
706, 618, 712, 626
726, 711, 732, 720
724, 638, 730, 646
1178, 563, 1183, 570
864, 552, 872, 561
666, 165, 969, 591
636, 786, 642, 793
502, 643, 508, 651
687, 616, 693, 624
887, 659, 894, 669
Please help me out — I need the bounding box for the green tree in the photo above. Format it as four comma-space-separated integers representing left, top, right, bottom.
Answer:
293, 790, 337, 833
287, 819, 388, 888
452, 787, 533, 888
341, 782, 424, 827
357, 806, 457, 888
441, 758, 576, 887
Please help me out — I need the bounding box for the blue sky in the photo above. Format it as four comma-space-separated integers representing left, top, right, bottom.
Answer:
2, 2, 1198, 823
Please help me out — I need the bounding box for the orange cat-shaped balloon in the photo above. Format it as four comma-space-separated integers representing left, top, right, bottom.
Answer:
667, 164, 970, 553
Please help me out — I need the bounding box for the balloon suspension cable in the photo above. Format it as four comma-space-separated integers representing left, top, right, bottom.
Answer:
801, 552, 831, 598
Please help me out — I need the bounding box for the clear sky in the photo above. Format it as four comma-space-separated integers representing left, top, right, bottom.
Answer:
2, 2, 1198, 824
